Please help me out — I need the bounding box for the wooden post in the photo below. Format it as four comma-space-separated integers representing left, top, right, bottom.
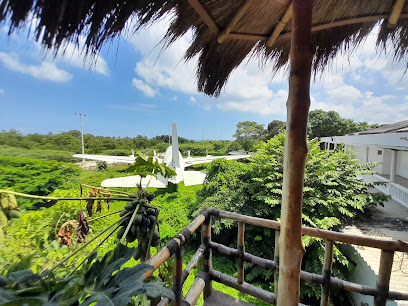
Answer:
278, 0, 313, 304
173, 246, 183, 306
237, 222, 245, 284
320, 240, 333, 306
274, 230, 280, 301
202, 215, 212, 298
374, 250, 394, 306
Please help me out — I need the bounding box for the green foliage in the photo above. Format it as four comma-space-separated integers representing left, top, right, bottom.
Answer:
196, 132, 387, 304
308, 110, 379, 139
96, 161, 108, 171
0, 244, 174, 305
0, 157, 80, 208
0, 145, 77, 162
127, 152, 176, 188
233, 121, 265, 151
152, 183, 201, 240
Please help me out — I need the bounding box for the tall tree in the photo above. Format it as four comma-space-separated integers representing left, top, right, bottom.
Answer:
265, 120, 286, 140
233, 121, 265, 151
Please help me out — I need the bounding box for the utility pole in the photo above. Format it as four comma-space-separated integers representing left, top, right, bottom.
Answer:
75, 113, 86, 162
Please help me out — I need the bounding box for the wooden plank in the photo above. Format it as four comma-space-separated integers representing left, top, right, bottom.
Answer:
187, 0, 219, 34
210, 270, 276, 304
217, 0, 254, 43
184, 277, 205, 306
266, 3, 293, 47
278, 0, 313, 304
388, 0, 406, 28
320, 240, 333, 306
237, 222, 245, 284
374, 250, 395, 306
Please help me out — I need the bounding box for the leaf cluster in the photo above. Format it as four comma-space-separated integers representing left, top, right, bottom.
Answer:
0, 244, 174, 305
196, 132, 387, 303
127, 152, 176, 179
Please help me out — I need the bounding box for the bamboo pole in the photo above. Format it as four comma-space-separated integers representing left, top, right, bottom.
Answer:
201, 215, 212, 298
182, 247, 204, 284
320, 240, 333, 306
388, 0, 405, 28
237, 222, 245, 284
0, 190, 131, 201
374, 250, 395, 306
210, 270, 276, 304
174, 246, 183, 306
217, 0, 254, 43
278, 0, 313, 304
187, 0, 219, 34
266, 3, 293, 47
211, 209, 408, 253
274, 230, 280, 301
184, 277, 205, 306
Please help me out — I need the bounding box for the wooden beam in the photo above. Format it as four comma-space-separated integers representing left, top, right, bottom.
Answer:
173, 247, 183, 306
225, 14, 408, 42
187, 0, 219, 34
278, 0, 313, 304
320, 240, 334, 306
184, 277, 205, 305
210, 270, 276, 304
237, 222, 245, 284
266, 3, 293, 47
217, 0, 254, 43
213, 209, 408, 252
374, 250, 395, 306
274, 230, 280, 302
201, 215, 213, 298
388, 0, 406, 28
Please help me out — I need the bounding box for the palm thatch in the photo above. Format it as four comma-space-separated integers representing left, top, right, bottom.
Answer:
1, 0, 408, 96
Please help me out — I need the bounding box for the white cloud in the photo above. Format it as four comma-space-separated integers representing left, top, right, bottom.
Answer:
0, 52, 72, 82
132, 78, 157, 97
0, 88, 4, 94
51, 38, 110, 76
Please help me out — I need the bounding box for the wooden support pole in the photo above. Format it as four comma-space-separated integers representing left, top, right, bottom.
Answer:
278, 0, 313, 304
187, 0, 219, 34
202, 215, 212, 298
374, 250, 395, 306
237, 222, 245, 284
266, 3, 293, 47
320, 240, 334, 306
217, 0, 254, 43
388, 0, 405, 28
274, 230, 280, 301
174, 246, 183, 306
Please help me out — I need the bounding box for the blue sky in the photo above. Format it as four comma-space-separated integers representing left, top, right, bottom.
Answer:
0, 17, 407, 140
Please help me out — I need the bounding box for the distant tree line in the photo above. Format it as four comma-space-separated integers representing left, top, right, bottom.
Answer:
0, 129, 233, 157
230, 110, 380, 151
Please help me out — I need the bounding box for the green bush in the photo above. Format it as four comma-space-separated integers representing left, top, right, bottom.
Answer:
0, 145, 76, 162
0, 156, 80, 208
196, 133, 387, 304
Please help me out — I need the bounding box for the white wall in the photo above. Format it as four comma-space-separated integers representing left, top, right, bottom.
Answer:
397, 151, 408, 179
351, 145, 384, 173
382, 149, 392, 175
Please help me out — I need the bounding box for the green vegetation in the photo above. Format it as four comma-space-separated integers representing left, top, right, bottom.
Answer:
195, 133, 387, 304
0, 157, 80, 208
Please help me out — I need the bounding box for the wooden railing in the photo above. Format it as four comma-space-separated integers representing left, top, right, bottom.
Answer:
144, 208, 408, 306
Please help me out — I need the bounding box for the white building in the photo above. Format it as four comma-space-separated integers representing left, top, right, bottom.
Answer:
320, 120, 408, 208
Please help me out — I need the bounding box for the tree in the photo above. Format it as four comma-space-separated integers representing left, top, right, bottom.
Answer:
196, 132, 387, 304
233, 121, 265, 151
307, 110, 379, 139
265, 120, 286, 140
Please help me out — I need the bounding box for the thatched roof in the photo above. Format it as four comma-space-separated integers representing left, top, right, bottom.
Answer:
1, 0, 408, 96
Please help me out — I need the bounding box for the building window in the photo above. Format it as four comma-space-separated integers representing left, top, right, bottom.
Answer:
378, 150, 382, 155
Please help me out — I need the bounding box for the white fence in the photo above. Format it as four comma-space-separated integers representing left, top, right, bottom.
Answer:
359, 174, 408, 208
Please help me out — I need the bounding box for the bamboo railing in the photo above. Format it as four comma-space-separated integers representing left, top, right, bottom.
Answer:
148, 208, 408, 306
